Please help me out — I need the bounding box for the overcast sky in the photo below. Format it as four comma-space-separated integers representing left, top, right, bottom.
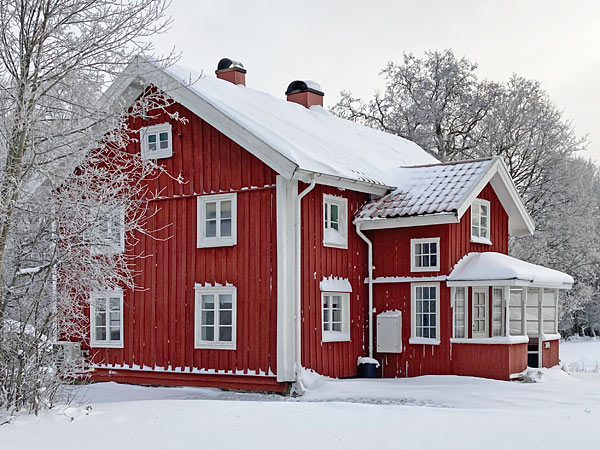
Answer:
152, 0, 600, 162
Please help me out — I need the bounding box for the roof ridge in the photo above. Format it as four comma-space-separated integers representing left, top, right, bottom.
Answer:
399, 156, 495, 169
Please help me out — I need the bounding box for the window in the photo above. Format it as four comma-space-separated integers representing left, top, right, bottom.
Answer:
321, 292, 350, 342
140, 123, 173, 159
323, 194, 348, 249
410, 283, 440, 344
194, 285, 236, 349
90, 290, 124, 348
453, 287, 467, 338
471, 199, 491, 244
410, 238, 440, 272
492, 287, 504, 337
92, 206, 125, 254
197, 193, 237, 248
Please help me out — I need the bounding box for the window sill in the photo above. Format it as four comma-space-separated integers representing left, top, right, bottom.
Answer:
195, 342, 236, 350
322, 332, 350, 343
410, 266, 440, 273
323, 240, 348, 250
470, 237, 492, 245
90, 341, 124, 349
409, 337, 440, 346
141, 151, 173, 160
197, 239, 237, 248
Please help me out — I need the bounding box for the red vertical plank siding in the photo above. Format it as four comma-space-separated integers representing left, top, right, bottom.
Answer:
299, 184, 369, 378
542, 339, 560, 368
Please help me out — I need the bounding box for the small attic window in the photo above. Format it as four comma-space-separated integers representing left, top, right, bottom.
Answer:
140, 123, 172, 159
323, 194, 348, 249
471, 199, 491, 245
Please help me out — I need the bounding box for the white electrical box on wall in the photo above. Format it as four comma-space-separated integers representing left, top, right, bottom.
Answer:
376, 310, 402, 353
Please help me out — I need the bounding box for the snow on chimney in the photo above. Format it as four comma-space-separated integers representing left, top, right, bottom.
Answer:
215, 58, 246, 86
285, 80, 324, 108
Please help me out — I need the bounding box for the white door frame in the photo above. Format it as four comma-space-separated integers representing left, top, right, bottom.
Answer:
472, 287, 489, 338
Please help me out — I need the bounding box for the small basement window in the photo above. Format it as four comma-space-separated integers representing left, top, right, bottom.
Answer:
197, 193, 237, 248
194, 285, 236, 350
321, 292, 350, 342
140, 123, 173, 159
410, 238, 440, 272
471, 199, 491, 244
323, 194, 348, 249
90, 289, 124, 348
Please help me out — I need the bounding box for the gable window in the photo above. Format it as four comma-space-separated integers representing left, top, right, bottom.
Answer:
194, 285, 236, 349
92, 206, 125, 254
452, 287, 467, 339
197, 193, 237, 248
410, 238, 440, 272
140, 123, 172, 159
323, 194, 348, 249
90, 289, 124, 348
410, 283, 440, 345
321, 292, 350, 342
471, 199, 491, 244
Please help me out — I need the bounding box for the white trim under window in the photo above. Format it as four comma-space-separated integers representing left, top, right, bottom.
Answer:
323, 194, 348, 249
410, 283, 440, 345
410, 238, 440, 272
471, 198, 491, 245
194, 285, 237, 350
140, 123, 173, 159
197, 193, 237, 248
321, 292, 350, 342
90, 289, 124, 348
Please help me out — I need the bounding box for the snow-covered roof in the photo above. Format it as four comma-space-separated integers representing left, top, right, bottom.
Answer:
448, 252, 573, 288
357, 158, 493, 219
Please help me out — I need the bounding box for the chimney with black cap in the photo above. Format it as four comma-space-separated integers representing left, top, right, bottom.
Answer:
216, 58, 246, 86
285, 80, 324, 108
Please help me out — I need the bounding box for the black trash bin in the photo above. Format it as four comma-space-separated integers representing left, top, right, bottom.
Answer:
357, 358, 379, 378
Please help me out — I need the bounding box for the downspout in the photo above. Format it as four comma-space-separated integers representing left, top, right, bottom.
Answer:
355, 221, 374, 358
294, 176, 316, 391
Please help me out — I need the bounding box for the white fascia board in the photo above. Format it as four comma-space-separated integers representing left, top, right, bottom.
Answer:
446, 279, 572, 289
293, 169, 391, 196
354, 212, 459, 230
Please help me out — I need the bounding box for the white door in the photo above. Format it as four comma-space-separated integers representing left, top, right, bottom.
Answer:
472, 288, 488, 338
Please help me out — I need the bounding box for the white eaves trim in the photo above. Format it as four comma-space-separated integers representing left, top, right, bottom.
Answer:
354, 212, 459, 230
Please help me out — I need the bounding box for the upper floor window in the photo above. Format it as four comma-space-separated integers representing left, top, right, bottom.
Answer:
90, 289, 124, 348
321, 292, 350, 342
323, 194, 348, 249
471, 199, 491, 244
410, 238, 440, 272
140, 123, 172, 159
92, 206, 124, 254
410, 283, 440, 345
194, 285, 236, 350
197, 193, 237, 248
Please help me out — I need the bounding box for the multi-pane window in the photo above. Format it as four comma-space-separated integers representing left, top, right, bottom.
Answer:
97, 207, 125, 254
321, 292, 350, 342
197, 193, 237, 247
492, 287, 504, 337
194, 286, 236, 349
453, 287, 466, 338
140, 123, 172, 159
323, 194, 348, 249
90, 290, 124, 348
411, 238, 440, 272
471, 199, 491, 243
412, 284, 439, 341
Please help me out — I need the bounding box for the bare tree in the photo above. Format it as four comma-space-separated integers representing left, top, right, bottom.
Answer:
0, 0, 176, 414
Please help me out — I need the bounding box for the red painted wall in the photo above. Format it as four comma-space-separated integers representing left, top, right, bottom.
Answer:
543, 339, 560, 368
450, 342, 527, 380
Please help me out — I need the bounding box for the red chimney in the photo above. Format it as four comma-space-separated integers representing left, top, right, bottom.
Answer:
285, 80, 324, 108
215, 58, 246, 86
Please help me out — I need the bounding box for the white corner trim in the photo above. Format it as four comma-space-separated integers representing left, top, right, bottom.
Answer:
450, 336, 529, 345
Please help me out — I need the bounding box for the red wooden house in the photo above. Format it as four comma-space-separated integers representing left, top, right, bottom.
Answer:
83, 57, 573, 392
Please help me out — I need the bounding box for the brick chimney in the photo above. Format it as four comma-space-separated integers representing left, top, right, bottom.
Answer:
285, 80, 324, 108
215, 58, 246, 86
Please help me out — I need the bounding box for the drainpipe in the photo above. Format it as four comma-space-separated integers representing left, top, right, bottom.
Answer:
355, 221, 374, 358
295, 176, 316, 390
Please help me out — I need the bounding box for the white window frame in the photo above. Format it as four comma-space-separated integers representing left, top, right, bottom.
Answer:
492, 286, 505, 337
410, 283, 440, 345
90, 289, 124, 348
452, 286, 468, 339
197, 193, 237, 248
322, 194, 348, 249
194, 285, 237, 350
410, 237, 440, 272
321, 292, 351, 342
471, 198, 492, 245
91, 206, 125, 255
472, 287, 489, 338
140, 122, 173, 159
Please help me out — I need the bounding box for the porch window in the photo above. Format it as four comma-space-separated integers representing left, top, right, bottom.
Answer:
492, 287, 504, 337
471, 199, 491, 244
410, 283, 440, 344
509, 287, 524, 335
194, 285, 236, 349
140, 123, 172, 159
453, 287, 467, 338
323, 194, 348, 249
90, 289, 124, 348
410, 238, 440, 272
542, 289, 558, 334
321, 292, 350, 342
197, 193, 237, 248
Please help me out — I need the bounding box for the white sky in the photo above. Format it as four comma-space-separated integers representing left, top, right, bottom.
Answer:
152, 0, 600, 162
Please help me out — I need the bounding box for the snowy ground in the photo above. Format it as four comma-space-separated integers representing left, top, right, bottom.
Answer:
2, 339, 600, 450
561, 336, 600, 372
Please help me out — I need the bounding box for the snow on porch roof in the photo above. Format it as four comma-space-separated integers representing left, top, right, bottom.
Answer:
448, 252, 573, 288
